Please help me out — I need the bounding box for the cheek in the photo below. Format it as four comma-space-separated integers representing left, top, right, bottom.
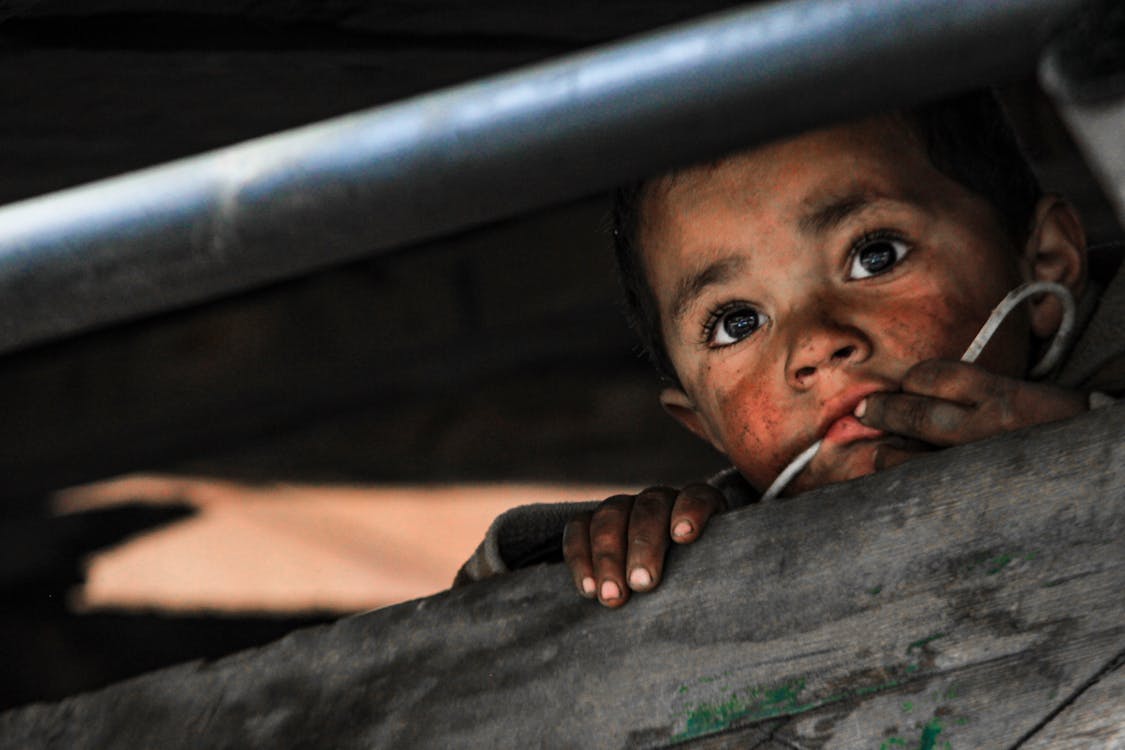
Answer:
874, 279, 999, 365
711, 374, 794, 487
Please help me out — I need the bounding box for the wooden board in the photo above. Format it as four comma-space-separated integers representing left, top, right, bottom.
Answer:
1, 405, 1122, 748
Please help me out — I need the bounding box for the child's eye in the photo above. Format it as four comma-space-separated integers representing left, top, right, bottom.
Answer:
706, 304, 768, 347
847, 234, 912, 279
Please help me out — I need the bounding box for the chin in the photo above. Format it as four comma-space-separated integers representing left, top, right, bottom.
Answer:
837, 441, 883, 480
789, 439, 883, 496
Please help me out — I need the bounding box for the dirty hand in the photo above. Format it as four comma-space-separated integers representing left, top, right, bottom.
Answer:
855, 359, 1088, 469
562, 484, 726, 608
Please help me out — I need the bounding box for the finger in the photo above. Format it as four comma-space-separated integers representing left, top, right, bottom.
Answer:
562, 512, 597, 598
899, 359, 1008, 405
624, 486, 676, 592
669, 483, 726, 543
589, 495, 633, 607
858, 392, 976, 446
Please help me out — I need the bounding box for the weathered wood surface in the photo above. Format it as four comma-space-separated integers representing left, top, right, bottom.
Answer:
1021, 658, 1125, 749
2, 405, 1122, 749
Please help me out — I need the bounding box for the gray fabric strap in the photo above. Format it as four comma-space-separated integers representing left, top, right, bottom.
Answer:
454, 500, 599, 586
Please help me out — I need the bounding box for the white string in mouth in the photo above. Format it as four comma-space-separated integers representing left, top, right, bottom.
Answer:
758, 281, 1076, 501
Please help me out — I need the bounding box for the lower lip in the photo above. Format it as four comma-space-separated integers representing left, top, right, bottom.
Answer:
824, 415, 884, 446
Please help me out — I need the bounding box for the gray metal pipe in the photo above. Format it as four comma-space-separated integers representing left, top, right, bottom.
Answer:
0, 0, 1082, 354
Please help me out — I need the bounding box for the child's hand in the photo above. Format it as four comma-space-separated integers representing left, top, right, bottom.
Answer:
856, 359, 1088, 468
562, 484, 726, 608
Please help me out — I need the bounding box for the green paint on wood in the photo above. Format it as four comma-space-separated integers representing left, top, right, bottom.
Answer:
918, 718, 944, 750
907, 632, 946, 653
868, 585, 883, 595
675, 678, 811, 740
673, 661, 930, 742
960, 548, 1034, 577
986, 554, 1013, 575
673, 648, 953, 743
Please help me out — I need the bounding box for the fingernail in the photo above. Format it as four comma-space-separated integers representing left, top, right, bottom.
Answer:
672, 520, 694, 539
854, 398, 867, 418
581, 577, 596, 596
629, 567, 652, 589
600, 580, 621, 601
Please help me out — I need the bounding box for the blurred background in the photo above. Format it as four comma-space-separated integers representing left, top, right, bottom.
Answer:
0, 0, 1119, 711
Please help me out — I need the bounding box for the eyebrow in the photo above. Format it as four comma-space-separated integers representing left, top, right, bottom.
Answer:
798, 191, 876, 236
669, 255, 746, 325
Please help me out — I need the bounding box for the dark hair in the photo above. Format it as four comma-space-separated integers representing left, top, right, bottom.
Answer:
612, 90, 1043, 385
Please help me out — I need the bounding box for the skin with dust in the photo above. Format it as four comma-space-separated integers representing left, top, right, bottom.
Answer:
647, 117, 1088, 495
563, 114, 1091, 608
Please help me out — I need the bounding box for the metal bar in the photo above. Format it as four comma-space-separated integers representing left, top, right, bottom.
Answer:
0, 0, 1082, 354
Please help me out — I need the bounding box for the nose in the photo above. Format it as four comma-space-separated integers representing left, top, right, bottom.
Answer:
786, 318, 871, 390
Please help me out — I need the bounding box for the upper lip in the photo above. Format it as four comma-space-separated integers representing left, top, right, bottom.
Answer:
815, 381, 896, 439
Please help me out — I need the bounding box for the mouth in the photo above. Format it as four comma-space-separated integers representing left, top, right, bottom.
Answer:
823, 414, 884, 446
818, 385, 891, 448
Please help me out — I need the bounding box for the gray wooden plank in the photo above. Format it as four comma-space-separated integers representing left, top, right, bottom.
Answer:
1019, 658, 1125, 749
1, 405, 1122, 749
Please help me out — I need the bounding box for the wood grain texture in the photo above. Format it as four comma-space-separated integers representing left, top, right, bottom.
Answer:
1, 405, 1122, 749
1020, 658, 1125, 749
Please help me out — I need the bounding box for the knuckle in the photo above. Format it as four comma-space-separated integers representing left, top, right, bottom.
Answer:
592, 550, 622, 566
634, 486, 677, 507
632, 493, 671, 517
903, 360, 939, 389
908, 357, 951, 382
591, 502, 629, 530
679, 483, 726, 512
901, 398, 931, 431
598, 494, 634, 513
590, 524, 622, 549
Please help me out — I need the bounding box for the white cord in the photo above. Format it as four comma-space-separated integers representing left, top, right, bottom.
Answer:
759, 281, 1076, 501
759, 440, 822, 501
960, 281, 1076, 377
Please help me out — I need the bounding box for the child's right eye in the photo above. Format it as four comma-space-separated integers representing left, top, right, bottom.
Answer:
706, 304, 767, 347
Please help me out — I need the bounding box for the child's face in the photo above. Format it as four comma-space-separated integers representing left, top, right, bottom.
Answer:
645, 118, 1032, 494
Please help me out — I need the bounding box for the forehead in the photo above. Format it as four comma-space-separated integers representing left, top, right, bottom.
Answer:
640, 117, 931, 250
634, 116, 997, 329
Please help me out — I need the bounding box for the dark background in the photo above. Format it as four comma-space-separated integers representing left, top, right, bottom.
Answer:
0, 0, 1119, 710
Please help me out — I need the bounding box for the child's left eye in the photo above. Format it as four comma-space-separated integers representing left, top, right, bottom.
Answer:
847, 235, 912, 279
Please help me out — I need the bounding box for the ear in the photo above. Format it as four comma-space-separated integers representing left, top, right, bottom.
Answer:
1021, 196, 1087, 338
659, 386, 727, 455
